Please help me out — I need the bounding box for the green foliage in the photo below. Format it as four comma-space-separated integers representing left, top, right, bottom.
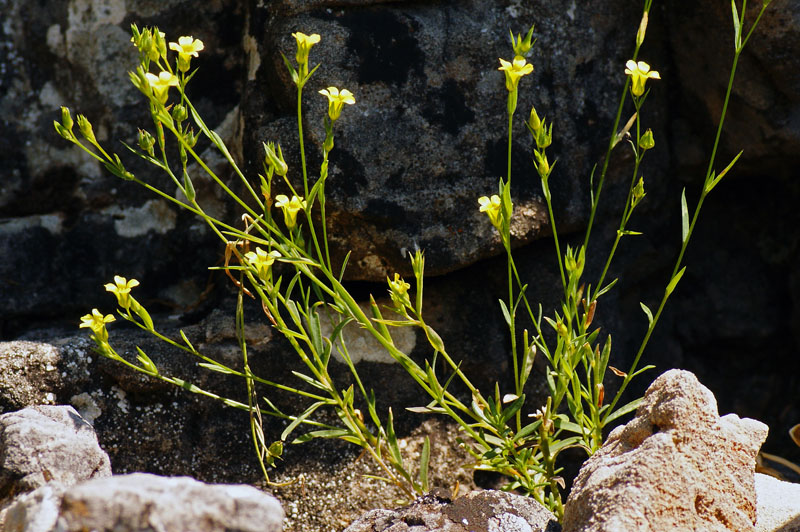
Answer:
58, 1, 771, 521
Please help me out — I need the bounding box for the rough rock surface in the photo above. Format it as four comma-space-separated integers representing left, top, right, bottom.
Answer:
755, 473, 800, 532
667, 0, 800, 170
344, 489, 561, 532
246, 0, 652, 280
0, 405, 111, 499
562, 369, 768, 532
4, 473, 284, 532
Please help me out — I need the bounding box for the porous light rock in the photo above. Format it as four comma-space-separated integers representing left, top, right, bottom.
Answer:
562, 369, 768, 532
4, 473, 284, 532
0, 405, 111, 499
755, 473, 800, 532
344, 489, 561, 532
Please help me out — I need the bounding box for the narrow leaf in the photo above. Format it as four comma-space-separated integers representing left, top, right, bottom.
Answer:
281, 401, 325, 442
135, 346, 158, 375
731, 0, 742, 49
293, 428, 351, 443
498, 299, 512, 327
419, 436, 430, 492
705, 150, 743, 193
605, 397, 643, 423
665, 266, 687, 297
179, 330, 195, 351
640, 302, 654, 326
197, 362, 237, 375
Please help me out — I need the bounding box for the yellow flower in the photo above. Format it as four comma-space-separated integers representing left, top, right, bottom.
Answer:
244, 247, 281, 280
79, 308, 116, 344
319, 87, 356, 121
387, 273, 412, 310
292, 32, 320, 66
145, 71, 179, 104
498, 56, 533, 92
275, 194, 307, 229
478, 195, 503, 230
625, 60, 660, 97
104, 276, 140, 310
169, 36, 204, 72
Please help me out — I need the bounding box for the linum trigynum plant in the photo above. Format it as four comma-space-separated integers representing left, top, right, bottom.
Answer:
60, 0, 772, 520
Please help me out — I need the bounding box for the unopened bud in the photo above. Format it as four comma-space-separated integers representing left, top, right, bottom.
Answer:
534, 149, 550, 176
264, 142, 288, 177
184, 128, 199, 149
171, 104, 188, 123
535, 122, 552, 149
639, 128, 655, 151
61, 107, 74, 132
76, 115, 96, 144
528, 106, 541, 133
633, 176, 645, 202
636, 11, 648, 47
138, 129, 155, 156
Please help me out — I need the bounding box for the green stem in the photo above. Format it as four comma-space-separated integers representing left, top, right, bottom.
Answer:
605, 47, 746, 421
296, 85, 326, 266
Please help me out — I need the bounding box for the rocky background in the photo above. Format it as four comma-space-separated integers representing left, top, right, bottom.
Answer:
1, 0, 798, 522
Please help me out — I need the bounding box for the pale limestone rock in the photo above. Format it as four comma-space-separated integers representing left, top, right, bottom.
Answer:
755, 473, 800, 532
562, 369, 767, 532
0, 405, 111, 498
5, 473, 284, 532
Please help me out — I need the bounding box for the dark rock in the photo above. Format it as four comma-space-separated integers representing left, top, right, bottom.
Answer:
344, 489, 560, 532
0, 0, 247, 330
245, 0, 652, 280
562, 369, 768, 532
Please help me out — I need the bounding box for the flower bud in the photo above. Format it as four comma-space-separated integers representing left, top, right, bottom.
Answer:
155, 29, 167, 60
76, 114, 96, 144
61, 106, 74, 132
528, 106, 541, 133
387, 273, 412, 311
511, 25, 535, 57
632, 176, 646, 207
534, 149, 549, 176
171, 104, 188, 123
184, 128, 199, 149
639, 128, 655, 150
264, 142, 288, 177
138, 129, 156, 156
636, 11, 648, 48
535, 122, 552, 149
